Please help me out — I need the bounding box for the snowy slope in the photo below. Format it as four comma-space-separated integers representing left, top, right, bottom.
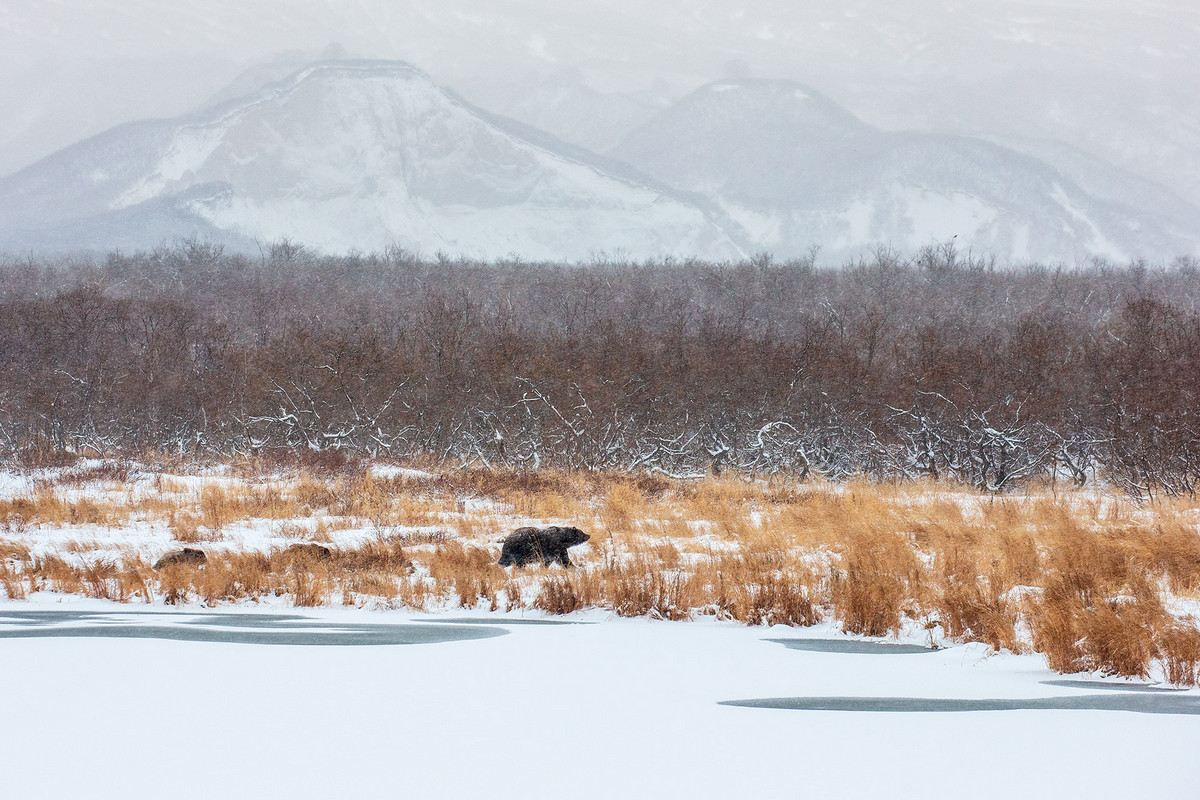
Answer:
0, 61, 742, 260
613, 79, 1200, 263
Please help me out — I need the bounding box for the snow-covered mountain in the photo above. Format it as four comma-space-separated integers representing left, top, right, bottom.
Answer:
0, 61, 742, 260
612, 79, 1200, 264
4, 62, 1196, 263
5, 1, 1197, 212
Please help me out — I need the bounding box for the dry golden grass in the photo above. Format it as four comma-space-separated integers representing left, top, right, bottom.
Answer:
425, 541, 506, 611
1, 490, 115, 527
0, 539, 30, 599
1158, 624, 1200, 686
169, 511, 221, 543
830, 527, 924, 637
534, 577, 585, 615
3, 465, 1200, 684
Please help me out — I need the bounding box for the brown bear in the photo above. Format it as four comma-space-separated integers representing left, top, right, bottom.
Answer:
498, 526, 590, 568
153, 547, 207, 569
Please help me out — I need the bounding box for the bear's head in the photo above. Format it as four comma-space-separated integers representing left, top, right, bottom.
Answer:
556, 526, 590, 547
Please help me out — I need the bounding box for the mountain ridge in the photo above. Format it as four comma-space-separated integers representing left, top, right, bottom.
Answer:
0, 60, 743, 260
2, 62, 1195, 263
613, 78, 1200, 263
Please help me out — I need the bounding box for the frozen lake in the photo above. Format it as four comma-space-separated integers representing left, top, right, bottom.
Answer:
2, 602, 1197, 799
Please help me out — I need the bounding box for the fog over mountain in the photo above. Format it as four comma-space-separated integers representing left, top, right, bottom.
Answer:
614, 80, 1200, 263
1, 1, 1197, 261
0, 62, 740, 260
4, 60, 1199, 263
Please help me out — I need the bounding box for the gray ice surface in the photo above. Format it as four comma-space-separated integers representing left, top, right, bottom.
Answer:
766, 637, 937, 655
719, 695, 1200, 715
0, 610, 506, 646
414, 616, 586, 625
1040, 679, 1189, 693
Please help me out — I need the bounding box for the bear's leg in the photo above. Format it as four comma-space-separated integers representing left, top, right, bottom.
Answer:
558, 550, 572, 567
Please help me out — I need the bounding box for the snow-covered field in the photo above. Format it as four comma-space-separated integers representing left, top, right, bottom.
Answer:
2, 598, 1198, 800
3, 462, 1200, 798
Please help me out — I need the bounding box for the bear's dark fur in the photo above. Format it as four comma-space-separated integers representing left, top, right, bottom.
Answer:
154, 547, 207, 569
498, 526, 590, 568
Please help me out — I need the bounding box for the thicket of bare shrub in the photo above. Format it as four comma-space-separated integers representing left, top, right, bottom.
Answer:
1, 243, 1197, 496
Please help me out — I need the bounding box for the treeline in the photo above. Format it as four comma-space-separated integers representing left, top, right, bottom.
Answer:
1, 240, 1198, 496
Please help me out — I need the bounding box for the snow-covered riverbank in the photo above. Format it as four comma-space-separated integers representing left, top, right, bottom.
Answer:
2, 599, 1197, 800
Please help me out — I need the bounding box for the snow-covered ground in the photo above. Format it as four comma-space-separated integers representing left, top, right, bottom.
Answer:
2, 598, 1197, 799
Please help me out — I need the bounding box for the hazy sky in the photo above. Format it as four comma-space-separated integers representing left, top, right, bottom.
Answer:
2, 0, 1198, 201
